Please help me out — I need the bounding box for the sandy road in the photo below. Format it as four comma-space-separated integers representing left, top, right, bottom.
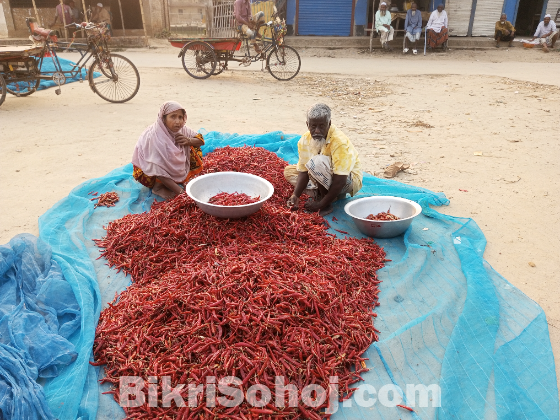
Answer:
1, 48, 559, 392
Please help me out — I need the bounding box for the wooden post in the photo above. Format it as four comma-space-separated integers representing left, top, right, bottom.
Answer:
117, 0, 125, 35
138, 0, 149, 46
369, 0, 378, 52
82, 0, 88, 22
31, 0, 40, 25
59, 0, 68, 39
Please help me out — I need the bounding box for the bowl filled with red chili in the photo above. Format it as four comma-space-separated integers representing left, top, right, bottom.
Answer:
186, 171, 274, 218
344, 196, 422, 238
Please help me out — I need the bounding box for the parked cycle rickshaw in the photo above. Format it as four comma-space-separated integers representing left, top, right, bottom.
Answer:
169, 13, 301, 81
0, 18, 140, 107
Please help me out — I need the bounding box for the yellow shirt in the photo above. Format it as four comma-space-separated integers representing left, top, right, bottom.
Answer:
296, 124, 363, 196
495, 21, 515, 33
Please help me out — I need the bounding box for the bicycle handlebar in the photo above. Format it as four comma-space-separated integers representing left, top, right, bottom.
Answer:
65, 22, 103, 30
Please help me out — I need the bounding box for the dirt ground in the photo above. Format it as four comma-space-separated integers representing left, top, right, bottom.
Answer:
1, 46, 559, 392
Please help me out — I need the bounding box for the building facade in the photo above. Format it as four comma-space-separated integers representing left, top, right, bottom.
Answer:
285, 0, 559, 37
2, 0, 558, 38
0, 0, 166, 37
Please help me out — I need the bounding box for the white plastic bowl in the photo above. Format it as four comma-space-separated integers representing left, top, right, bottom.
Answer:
344, 196, 422, 238
185, 172, 274, 218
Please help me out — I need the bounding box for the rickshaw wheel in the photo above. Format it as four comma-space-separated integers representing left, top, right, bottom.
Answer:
266, 45, 301, 81
6, 77, 40, 97
181, 41, 217, 80
0, 74, 6, 106
88, 53, 140, 103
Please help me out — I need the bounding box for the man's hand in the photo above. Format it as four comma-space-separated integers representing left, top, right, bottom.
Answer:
383, 24, 391, 30
304, 199, 322, 212
287, 194, 300, 209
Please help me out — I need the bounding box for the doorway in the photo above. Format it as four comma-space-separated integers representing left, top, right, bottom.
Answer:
514, 0, 545, 35
109, 0, 143, 29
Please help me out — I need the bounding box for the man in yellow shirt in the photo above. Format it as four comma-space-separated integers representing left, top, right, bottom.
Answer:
495, 13, 515, 48
284, 103, 363, 216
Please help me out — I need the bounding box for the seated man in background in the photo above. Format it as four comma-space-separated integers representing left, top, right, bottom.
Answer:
404, 2, 422, 54
495, 13, 515, 47
530, 14, 558, 53
284, 103, 363, 216
426, 3, 448, 49
234, 0, 265, 53
91, 3, 113, 35
375, 2, 394, 51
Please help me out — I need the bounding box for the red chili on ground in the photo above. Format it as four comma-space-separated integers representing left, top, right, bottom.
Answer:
93, 146, 385, 420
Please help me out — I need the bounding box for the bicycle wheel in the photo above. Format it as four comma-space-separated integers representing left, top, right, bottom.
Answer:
266, 45, 301, 81
0, 74, 6, 106
181, 41, 217, 79
5, 77, 40, 97
88, 53, 140, 103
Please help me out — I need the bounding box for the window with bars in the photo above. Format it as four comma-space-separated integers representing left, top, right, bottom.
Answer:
9, 0, 61, 8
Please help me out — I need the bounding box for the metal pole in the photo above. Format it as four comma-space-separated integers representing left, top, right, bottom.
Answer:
138, 0, 149, 47
369, 0, 378, 52
59, 0, 68, 39
117, 0, 125, 35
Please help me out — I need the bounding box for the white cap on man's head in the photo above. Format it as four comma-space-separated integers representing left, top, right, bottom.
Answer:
97, 2, 103, 6
380, 2, 387, 5
544, 14, 551, 18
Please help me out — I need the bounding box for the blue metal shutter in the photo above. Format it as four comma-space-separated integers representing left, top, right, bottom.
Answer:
298, 0, 353, 36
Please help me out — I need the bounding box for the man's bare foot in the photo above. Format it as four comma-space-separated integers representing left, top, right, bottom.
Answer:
152, 183, 177, 200
543, 45, 549, 53
508, 41, 513, 47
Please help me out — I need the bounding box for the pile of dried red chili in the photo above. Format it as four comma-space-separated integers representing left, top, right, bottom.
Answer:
91, 192, 120, 209
209, 192, 260, 206
366, 210, 400, 221
93, 146, 386, 419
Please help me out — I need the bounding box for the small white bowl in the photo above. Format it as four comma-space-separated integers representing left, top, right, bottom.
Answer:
344, 196, 422, 238
185, 172, 274, 218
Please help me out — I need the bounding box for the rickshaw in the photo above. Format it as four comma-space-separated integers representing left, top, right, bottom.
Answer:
169, 12, 301, 81
0, 18, 140, 107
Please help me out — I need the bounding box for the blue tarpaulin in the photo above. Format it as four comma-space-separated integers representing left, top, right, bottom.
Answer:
0, 234, 80, 420
3, 130, 556, 419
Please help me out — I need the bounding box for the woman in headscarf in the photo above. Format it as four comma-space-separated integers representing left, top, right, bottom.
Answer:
132, 101, 204, 200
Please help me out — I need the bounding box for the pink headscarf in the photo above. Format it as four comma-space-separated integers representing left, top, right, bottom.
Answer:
132, 101, 198, 182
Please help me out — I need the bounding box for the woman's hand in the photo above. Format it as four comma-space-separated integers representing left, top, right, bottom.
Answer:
175, 134, 193, 147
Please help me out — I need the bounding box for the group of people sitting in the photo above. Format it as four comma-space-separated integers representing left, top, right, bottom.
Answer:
132, 102, 362, 216
496, 13, 558, 52
375, 2, 448, 54
376, 2, 558, 54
